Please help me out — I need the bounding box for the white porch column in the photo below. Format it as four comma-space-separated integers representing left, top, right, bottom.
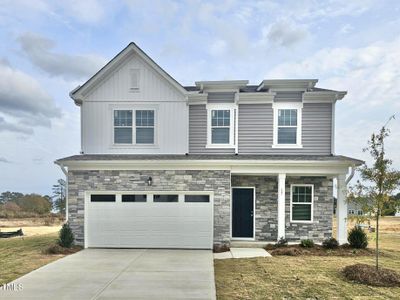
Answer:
277, 173, 286, 240
336, 174, 348, 244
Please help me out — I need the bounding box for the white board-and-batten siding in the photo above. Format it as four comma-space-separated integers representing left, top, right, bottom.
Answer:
80, 53, 188, 154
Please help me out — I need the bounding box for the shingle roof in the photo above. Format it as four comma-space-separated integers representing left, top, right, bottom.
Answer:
56, 154, 363, 165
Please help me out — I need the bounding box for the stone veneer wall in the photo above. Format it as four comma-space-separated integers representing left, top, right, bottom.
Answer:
68, 170, 231, 246
231, 175, 333, 242
231, 176, 278, 240
285, 176, 334, 242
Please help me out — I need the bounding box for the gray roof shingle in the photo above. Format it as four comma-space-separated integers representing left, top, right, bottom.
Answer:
56, 154, 363, 165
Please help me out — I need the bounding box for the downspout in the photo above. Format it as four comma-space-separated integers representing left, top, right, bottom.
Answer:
56, 162, 68, 222
234, 93, 239, 154
345, 166, 355, 185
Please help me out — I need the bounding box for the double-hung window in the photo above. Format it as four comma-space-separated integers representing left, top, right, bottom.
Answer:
114, 110, 133, 144
211, 110, 230, 144
113, 109, 155, 145
291, 185, 313, 222
136, 110, 154, 144
273, 103, 302, 148
278, 109, 297, 144
207, 105, 236, 148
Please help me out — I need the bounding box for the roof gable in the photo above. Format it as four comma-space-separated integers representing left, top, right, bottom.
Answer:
70, 43, 187, 105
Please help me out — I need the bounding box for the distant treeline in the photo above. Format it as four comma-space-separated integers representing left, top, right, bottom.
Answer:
0, 179, 66, 218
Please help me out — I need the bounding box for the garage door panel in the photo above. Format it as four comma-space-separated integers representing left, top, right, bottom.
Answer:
87, 193, 213, 249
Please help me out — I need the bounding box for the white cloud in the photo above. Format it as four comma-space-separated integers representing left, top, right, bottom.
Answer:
264, 20, 309, 47
17, 32, 107, 80
56, 0, 106, 24
0, 60, 61, 134
209, 39, 228, 56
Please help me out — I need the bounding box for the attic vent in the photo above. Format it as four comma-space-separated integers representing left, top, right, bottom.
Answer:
130, 69, 140, 90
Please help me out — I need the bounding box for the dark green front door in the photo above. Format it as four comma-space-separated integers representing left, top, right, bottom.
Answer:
232, 188, 254, 238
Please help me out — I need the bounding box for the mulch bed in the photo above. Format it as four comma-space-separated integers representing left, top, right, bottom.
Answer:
42, 244, 83, 255
343, 264, 400, 287
267, 244, 373, 257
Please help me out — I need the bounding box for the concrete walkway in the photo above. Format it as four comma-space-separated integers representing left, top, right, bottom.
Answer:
214, 247, 271, 259
1, 249, 216, 300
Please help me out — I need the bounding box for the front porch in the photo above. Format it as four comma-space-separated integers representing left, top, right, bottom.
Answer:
229, 173, 349, 245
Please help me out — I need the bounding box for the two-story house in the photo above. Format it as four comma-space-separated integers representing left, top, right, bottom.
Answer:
56, 43, 362, 249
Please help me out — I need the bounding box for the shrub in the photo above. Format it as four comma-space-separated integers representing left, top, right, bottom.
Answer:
58, 223, 74, 248
348, 226, 368, 249
343, 264, 400, 287
275, 237, 288, 248
322, 237, 339, 249
213, 243, 230, 253
300, 239, 314, 248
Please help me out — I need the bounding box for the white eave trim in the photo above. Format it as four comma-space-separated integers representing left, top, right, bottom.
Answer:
303, 91, 347, 103
61, 159, 355, 175
237, 92, 275, 104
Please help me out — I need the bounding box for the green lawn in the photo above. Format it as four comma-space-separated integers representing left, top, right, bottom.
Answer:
215, 220, 400, 299
0, 233, 63, 285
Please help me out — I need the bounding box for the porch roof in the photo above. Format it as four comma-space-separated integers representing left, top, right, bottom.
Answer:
56, 154, 363, 165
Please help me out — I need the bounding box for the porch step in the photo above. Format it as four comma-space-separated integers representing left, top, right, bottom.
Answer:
230, 241, 275, 248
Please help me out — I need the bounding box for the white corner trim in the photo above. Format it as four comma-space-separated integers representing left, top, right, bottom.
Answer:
290, 184, 314, 223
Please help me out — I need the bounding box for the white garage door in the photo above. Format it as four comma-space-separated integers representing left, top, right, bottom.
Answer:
86, 192, 213, 249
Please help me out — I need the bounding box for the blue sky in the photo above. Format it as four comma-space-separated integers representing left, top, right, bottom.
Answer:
0, 0, 399, 195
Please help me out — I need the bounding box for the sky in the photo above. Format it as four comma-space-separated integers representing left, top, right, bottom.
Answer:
0, 0, 399, 196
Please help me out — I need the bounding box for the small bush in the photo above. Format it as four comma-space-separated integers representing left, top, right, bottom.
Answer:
343, 264, 400, 287
213, 243, 230, 253
322, 237, 339, 249
275, 237, 288, 248
58, 223, 74, 248
348, 226, 368, 249
300, 239, 314, 248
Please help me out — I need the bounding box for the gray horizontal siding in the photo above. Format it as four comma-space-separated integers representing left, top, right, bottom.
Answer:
274, 92, 303, 102
189, 105, 235, 154
238, 104, 272, 153
238, 103, 332, 155
208, 92, 235, 103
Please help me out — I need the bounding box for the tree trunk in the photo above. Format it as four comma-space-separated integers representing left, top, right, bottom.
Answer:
376, 212, 379, 270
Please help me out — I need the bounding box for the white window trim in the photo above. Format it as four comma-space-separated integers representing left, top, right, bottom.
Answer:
290, 184, 314, 223
111, 106, 158, 148
206, 103, 237, 148
272, 102, 303, 148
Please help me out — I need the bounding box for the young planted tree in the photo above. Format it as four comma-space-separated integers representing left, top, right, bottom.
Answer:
348, 119, 400, 270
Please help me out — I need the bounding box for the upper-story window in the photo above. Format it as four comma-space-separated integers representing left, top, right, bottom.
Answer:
206, 104, 236, 148
136, 110, 154, 144
272, 102, 303, 148
278, 109, 297, 144
114, 110, 133, 144
113, 109, 155, 145
211, 110, 230, 144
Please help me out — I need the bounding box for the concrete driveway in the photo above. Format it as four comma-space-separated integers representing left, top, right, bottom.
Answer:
1, 249, 216, 300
